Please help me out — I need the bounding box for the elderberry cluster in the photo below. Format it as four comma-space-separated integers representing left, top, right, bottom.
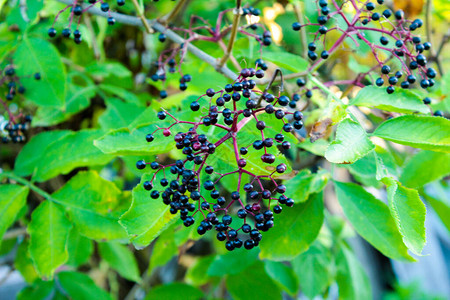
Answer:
137, 66, 303, 251
48, 0, 119, 44
1, 65, 36, 143
292, 0, 436, 94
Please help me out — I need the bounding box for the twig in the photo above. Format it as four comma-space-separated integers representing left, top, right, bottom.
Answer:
293, 3, 308, 58
3, 227, 27, 240
218, 0, 242, 68
160, 0, 188, 24
83, 15, 101, 60
257, 68, 283, 106
130, 0, 153, 33
56, 0, 238, 80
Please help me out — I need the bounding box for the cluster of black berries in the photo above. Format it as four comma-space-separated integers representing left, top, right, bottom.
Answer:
2, 67, 40, 101
1, 115, 32, 144
137, 66, 303, 251
292, 0, 436, 94
48, 0, 118, 44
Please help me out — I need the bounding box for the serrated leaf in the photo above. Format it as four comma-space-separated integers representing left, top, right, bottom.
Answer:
400, 151, 450, 188
144, 283, 203, 300
283, 169, 329, 203
350, 86, 428, 113
14, 130, 72, 177
336, 243, 372, 300
31, 130, 114, 182
52, 171, 129, 241
99, 98, 143, 130
292, 242, 332, 298
0, 184, 28, 246
264, 260, 299, 295
14, 38, 66, 107
334, 181, 413, 260
385, 180, 426, 256
373, 115, 450, 152
98, 242, 140, 282
58, 271, 113, 300
325, 118, 375, 164
120, 174, 177, 249
263, 51, 308, 73
28, 201, 72, 278
259, 192, 324, 261
226, 261, 282, 300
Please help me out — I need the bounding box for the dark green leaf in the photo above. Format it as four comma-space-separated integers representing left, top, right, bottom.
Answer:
98, 242, 140, 282
144, 283, 203, 300
66, 228, 93, 267
264, 260, 299, 295
259, 192, 324, 261
263, 51, 308, 73
207, 248, 259, 276
58, 271, 113, 300
17, 279, 54, 300
400, 151, 450, 188
99, 98, 143, 130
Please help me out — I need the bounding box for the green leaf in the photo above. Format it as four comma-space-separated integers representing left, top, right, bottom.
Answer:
259, 192, 324, 261
149, 228, 178, 272
28, 201, 72, 278
385, 180, 426, 256
0, 184, 28, 245
66, 228, 93, 267
207, 248, 259, 276
263, 51, 308, 73
373, 115, 450, 153
98, 242, 140, 282
422, 182, 450, 233
99, 98, 143, 130
120, 174, 176, 249
53, 171, 129, 241
31, 129, 114, 182
325, 118, 375, 164
185, 255, 216, 286
14, 38, 66, 107
336, 243, 372, 300
17, 279, 55, 300
144, 283, 203, 300
264, 260, 299, 295
292, 242, 332, 298
15, 240, 39, 283
58, 271, 113, 300
400, 151, 450, 188
94, 122, 177, 156
283, 169, 329, 203
350, 86, 428, 113
86, 62, 132, 79
14, 130, 72, 177
226, 261, 282, 300
334, 181, 413, 260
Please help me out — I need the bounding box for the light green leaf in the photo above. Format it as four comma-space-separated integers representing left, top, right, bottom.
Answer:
259, 192, 324, 261
264, 260, 299, 295
144, 283, 203, 300
99, 98, 143, 130
292, 242, 332, 298
14, 130, 72, 177
98, 242, 140, 282
334, 181, 413, 261
120, 174, 176, 249
385, 180, 426, 256
149, 228, 178, 272
283, 169, 329, 203
207, 248, 259, 276
14, 38, 66, 107
400, 151, 450, 188
226, 261, 282, 300
86, 62, 132, 79
350, 86, 428, 113
32, 130, 114, 182
53, 171, 129, 241
66, 228, 93, 267
325, 118, 375, 164
58, 271, 113, 300
373, 115, 450, 152
186, 255, 216, 286
336, 243, 372, 300
28, 201, 72, 278
15, 240, 39, 283
263, 51, 308, 73
0, 185, 28, 246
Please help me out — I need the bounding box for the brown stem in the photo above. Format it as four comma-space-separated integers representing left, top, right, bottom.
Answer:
130, 0, 153, 33
257, 68, 283, 106
218, 0, 242, 68
161, 0, 188, 24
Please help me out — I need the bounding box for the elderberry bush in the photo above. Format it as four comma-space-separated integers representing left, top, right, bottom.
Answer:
137, 66, 303, 251
292, 0, 436, 94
